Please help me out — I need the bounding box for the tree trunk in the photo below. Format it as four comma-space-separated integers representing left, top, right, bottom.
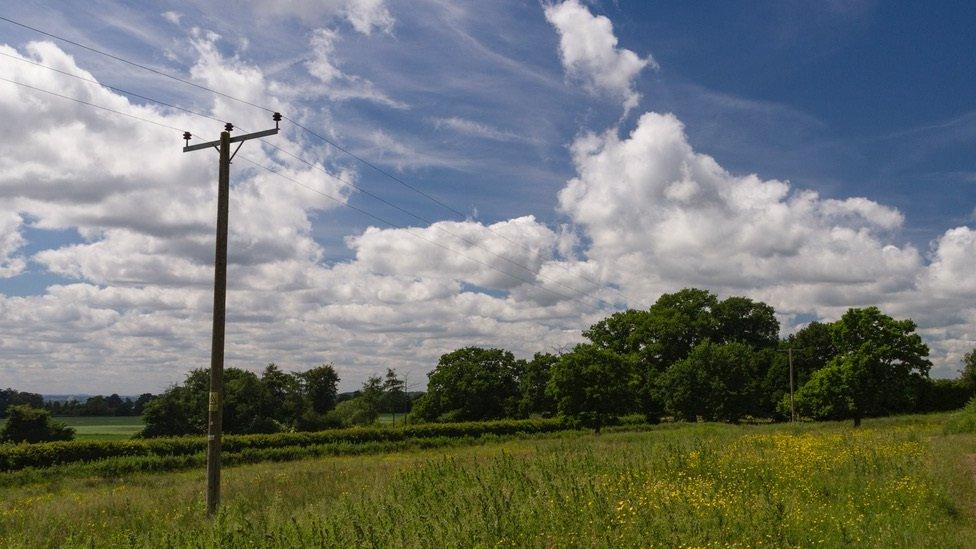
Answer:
853, 413, 861, 428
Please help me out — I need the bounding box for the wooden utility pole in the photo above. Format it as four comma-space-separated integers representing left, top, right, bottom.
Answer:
788, 347, 796, 422
182, 114, 281, 517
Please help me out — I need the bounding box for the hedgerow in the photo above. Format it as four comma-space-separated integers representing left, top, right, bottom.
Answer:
0, 418, 565, 472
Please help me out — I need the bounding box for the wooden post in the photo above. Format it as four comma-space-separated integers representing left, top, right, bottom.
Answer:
788, 347, 795, 422
206, 129, 231, 517
182, 116, 280, 518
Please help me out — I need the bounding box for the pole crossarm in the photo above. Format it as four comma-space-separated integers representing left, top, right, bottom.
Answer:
183, 127, 279, 153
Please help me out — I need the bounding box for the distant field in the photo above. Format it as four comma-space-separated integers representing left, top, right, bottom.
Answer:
0, 416, 143, 441
1, 413, 974, 547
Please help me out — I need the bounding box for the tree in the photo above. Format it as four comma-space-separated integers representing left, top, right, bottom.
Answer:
961, 349, 976, 393
713, 296, 780, 350
519, 353, 559, 417
357, 375, 384, 424
380, 369, 410, 423
658, 341, 762, 423
641, 288, 721, 369
789, 360, 854, 421
300, 364, 340, 415
413, 347, 523, 422
793, 307, 931, 426
260, 364, 304, 425
0, 405, 74, 443
547, 344, 636, 433
0, 388, 44, 417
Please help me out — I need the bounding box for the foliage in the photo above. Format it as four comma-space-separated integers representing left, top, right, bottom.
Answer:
659, 341, 763, 422
793, 307, 932, 425
547, 344, 636, 432
0, 389, 43, 418
300, 364, 341, 415
518, 353, 559, 417
380, 369, 410, 416
944, 398, 976, 434
961, 349, 976, 392
44, 393, 154, 417
412, 347, 523, 422
0, 417, 565, 472
140, 364, 341, 437
0, 406, 75, 444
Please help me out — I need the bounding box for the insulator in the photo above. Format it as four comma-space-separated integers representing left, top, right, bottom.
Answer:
182, 131, 191, 141
272, 112, 282, 122
224, 123, 234, 132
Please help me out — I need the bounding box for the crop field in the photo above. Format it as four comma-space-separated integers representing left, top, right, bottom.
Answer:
0, 416, 144, 441
1, 412, 974, 547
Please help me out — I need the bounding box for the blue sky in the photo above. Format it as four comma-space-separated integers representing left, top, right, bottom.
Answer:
0, 0, 973, 392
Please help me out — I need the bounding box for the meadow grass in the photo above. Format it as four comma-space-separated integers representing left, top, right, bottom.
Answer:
0, 416, 144, 441
0, 414, 973, 547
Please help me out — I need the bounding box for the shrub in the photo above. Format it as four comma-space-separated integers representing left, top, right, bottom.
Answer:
0, 405, 75, 444
945, 398, 976, 434
0, 417, 566, 472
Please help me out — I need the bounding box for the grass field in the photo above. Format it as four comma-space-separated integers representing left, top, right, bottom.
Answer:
0, 416, 144, 441
1, 412, 974, 547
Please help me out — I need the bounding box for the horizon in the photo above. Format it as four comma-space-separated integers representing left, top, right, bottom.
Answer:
1, 1, 974, 394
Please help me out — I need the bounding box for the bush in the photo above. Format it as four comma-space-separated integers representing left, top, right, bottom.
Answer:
945, 398, 976, 434
0, 417, 566, 472
0, 405, 75, 444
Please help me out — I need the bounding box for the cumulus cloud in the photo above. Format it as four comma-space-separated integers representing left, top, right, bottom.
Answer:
544, 0, 655, 112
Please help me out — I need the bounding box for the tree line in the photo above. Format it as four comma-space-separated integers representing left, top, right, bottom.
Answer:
139, 364, 417, 437
0, 389, 154, 418
412, 288, 975, 430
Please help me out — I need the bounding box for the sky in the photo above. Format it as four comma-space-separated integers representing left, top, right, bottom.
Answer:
0, 0, 973, 393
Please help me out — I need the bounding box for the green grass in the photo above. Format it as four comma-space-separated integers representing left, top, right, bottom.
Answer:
0, 416, 143, 441
0, 413, 974, 547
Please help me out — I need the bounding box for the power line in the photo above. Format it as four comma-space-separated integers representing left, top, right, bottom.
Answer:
0, 75, 190, 134
0, 15, 626, 304
0, 15, 275, 114
0, 51, 227, 126
1, 68, 607, 311
0, 49, 613, 309
236, 154, 596, 308
259, 140, 615, 309
0, 15, 618, 309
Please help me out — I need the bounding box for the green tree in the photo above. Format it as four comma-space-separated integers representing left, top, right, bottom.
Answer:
413, 347, 523, 422
713, 296, 780, 350
260, 364, 304, 426
380, 369, 410, 423
961, 349, 976, 393
300, 364, 340, 415
789, 360, 854, 421
547, 344, 636, 433
658, 341, 762, 423
518, 352, 559, 417
793, 307, 931, 426
0, 405, 75, 443
0, 389, 44, 417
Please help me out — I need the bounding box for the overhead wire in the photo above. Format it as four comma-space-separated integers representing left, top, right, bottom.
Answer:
0, 72, 604, 310
0, 15, 621, 309
0, 14, 624, 306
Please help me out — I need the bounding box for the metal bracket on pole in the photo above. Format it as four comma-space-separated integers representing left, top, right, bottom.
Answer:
183, 127, 279, 153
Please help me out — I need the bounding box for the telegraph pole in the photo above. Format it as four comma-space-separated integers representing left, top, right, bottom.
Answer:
182, 113, 281, 517
788, 347, 796, 422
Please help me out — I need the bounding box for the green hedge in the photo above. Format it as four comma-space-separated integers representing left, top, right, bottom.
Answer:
0, 418, 565, 472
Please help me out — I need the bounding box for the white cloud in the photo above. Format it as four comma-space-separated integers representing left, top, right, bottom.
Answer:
0, 209, 26, 277
304, 28, 406, 108
430, 116, 535, 144
544, 0, 655, 112
162, 11, 183, 25
259, 0, 393, 35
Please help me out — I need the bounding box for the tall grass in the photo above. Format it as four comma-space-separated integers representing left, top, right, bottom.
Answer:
0, 414, 973, 547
